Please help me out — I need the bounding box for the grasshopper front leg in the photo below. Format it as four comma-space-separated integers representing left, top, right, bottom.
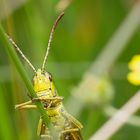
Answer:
15, 100, 37, 110
32, 96, 63, 109
32, 96, 63, 103
15, 96, 63, 110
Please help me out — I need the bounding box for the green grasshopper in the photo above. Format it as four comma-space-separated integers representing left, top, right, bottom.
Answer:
9, 12, 83, 140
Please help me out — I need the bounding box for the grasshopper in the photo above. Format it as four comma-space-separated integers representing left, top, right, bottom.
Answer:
9, 12, 83, 140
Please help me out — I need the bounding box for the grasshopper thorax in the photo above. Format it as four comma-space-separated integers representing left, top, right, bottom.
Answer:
33, 69, 52, 93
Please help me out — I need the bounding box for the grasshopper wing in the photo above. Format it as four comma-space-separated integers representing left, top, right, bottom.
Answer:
61, 111, 83, 140
65, 113, 83, 129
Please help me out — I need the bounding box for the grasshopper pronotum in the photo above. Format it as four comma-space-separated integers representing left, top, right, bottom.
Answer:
9, 12, 83, 140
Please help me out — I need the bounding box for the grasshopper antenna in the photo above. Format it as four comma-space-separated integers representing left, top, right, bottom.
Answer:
7, 35, 37, 73
42, 12, 64, 70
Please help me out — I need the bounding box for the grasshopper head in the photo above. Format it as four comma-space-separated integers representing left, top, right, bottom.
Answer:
33, 69, 52, 92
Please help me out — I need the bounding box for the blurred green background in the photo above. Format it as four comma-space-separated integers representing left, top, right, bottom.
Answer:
0, 0, 140, 140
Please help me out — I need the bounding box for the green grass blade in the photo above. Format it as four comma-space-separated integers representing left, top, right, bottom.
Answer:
0, 85, 17, 140
0, 24, 49, 126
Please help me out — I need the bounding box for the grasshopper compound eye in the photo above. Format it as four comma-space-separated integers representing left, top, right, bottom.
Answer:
45, 72, 53, 82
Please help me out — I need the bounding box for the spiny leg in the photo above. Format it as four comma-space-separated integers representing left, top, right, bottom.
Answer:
61, 128, 79, 134
15, 96, 63, 109
32, 96, 63, 103
15, 104, 37, 110
32, 96, 63, 109
15, 100, 33, 109
15, 96, 63, 110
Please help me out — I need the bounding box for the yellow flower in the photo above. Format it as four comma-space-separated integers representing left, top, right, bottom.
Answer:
127, 55, 140, 85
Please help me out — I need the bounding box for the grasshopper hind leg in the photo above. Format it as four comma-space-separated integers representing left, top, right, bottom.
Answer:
59, 128, 83, 140
37, 117, 52, 140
